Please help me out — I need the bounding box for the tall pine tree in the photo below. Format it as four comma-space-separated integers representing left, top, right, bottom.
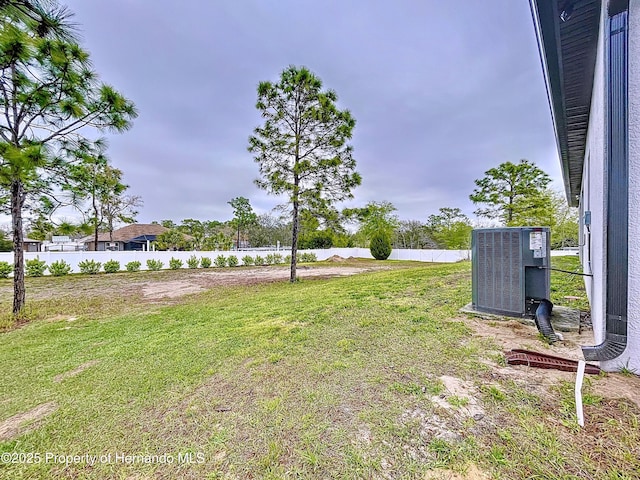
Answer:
0, 0, 137, 314
249, 66, 360, 282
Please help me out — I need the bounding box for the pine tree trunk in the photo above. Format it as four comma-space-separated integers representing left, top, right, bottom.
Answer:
11, 179, 26, 316
93, 196, 99, 251
290, 198, 299, 283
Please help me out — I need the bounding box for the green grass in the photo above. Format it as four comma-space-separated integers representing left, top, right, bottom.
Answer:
549, 255, 590, 310
0, 259, 638, 479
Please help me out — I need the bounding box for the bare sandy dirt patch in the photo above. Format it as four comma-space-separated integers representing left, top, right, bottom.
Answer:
53, 360, 100, 383
431, 376, 485, 420
141, 281, 205, 300
467, 316, 640, 407
138, 265, 379, 300
424, 464, 489, 480
0, 263, 393, 321
0, 402, 57, 441
197, 265, 377, 284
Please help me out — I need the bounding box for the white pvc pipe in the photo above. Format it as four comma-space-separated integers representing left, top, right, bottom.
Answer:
575, 360, 586, 427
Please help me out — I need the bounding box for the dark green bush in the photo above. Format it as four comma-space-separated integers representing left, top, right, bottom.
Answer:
370, 232, 392, 260
299, 230, 333, 249
254, 255, 264, 266
227, 255, 238, 267
126, 261, 141, 272
200, 257, 212, 268
103, 260, 120, 274
242, 255, 254, 266
169, 257, 183, 270
49, 260, 72, 276
214, 255, 227, 268
0, 261, 13, 278
78, 259, 101, 274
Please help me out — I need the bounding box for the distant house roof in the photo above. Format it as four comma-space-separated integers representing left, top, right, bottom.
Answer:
530, 0, 602, 206
81, 224, 169, 243
23, 237, 42, 243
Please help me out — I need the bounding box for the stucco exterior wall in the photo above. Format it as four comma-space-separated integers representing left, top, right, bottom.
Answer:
582, 0, 608, 353
618, 0, 640, 372
582, 1, 640, 371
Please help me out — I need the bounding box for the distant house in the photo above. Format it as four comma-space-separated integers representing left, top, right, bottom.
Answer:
82, 224, 169, 251
22, 237, 42, 253
530, 0, 639, 371
43, 235, 84, 252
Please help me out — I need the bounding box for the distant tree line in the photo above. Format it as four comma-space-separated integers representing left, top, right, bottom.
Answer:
114, 199, 472, 253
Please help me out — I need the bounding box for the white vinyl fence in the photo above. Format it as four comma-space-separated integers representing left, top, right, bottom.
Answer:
0, 248, 471, 276
0, 247, 578, 276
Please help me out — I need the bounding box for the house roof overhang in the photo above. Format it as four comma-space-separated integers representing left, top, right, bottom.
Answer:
530, 0, 601, 206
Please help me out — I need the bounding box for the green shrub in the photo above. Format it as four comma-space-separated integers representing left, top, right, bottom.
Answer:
146, 259, 164, 271
126, 261, 141, 272
299, 252, 318, 263
78, 259, 101, 274
273, 253, 283, 264
370, 232, 392, 260
169, 257, 183, 270
49, 260, 72, 276
26, 257, 47, 277
187, 255, 199, 269
227, 255, 238, 267
0, 261, 13, 278
254, 255, 265, 266
200, 256, 212, 268
103, 260, 120, 274
265, 253, 275, 264
284, 255, 291, 264
241, 255, 254, 266
214, 255, 227, 268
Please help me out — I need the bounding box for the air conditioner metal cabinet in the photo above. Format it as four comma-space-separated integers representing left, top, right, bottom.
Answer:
471, 227, 551, 317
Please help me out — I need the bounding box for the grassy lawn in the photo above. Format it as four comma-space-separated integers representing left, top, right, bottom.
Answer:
1, 258, 639, 479
549, 255, 591, 311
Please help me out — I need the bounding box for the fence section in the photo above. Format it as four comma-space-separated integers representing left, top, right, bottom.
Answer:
0, 248, 473, 275
0, 248, 580, 276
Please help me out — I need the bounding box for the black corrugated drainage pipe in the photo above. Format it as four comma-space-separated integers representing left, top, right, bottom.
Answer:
582, 3, 629, 362
535, 299, 561, 344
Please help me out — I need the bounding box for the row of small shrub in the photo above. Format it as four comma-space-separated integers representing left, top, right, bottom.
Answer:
0, 258, 138, 277
0, 252, 319, 278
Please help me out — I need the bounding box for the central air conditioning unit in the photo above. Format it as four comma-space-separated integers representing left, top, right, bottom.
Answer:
471, 227, 551, 317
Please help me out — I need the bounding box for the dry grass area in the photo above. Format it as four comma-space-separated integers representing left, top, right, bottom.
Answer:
0, 259, 389, 329
0, 258, 639, 479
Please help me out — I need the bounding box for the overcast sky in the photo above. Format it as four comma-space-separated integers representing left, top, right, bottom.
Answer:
55, 0, 559, 225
